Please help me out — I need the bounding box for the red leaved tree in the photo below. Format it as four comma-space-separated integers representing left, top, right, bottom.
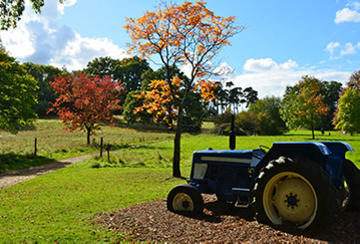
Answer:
49, 73, 123, 145
125, 1, 243, 177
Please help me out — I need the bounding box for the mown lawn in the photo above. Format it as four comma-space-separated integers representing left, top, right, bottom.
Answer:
0, 124, 359, 242
0, 168, 184, 242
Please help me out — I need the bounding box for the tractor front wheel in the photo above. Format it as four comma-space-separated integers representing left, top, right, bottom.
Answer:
251, 156, 337, 231
167, 184, 204, 214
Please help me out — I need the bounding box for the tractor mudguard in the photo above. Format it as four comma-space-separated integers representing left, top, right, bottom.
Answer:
256, 142, 330, 174
255, 142, 355, 188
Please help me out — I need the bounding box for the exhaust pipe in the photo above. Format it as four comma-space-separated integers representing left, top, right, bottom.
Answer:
230, 114, 236, 150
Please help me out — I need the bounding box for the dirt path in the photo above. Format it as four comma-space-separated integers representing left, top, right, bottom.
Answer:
0, 140, 170, 188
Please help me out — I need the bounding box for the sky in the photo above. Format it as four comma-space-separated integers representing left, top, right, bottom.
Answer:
1, 0, 360, 98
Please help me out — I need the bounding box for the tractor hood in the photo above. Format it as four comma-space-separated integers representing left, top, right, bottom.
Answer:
192, 149, 265, 167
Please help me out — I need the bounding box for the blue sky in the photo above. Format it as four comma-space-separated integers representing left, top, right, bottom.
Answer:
1, 0, 360, 97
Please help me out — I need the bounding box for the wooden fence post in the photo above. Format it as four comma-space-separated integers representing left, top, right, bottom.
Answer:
34, 137, 37, 157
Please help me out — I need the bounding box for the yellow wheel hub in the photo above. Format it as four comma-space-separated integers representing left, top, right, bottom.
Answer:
263, 172, 318, 229
172, 193, 194, 211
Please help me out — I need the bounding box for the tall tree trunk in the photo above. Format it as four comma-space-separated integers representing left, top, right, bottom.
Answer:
172, 85, 192, 178
173, 128, 181, 177
311, 124, 315, 140
173, 108, 183, 178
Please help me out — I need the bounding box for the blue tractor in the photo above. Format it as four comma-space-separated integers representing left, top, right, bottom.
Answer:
167, 131, 360, 231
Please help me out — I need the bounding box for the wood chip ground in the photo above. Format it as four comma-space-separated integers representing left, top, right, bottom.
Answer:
96, 194, 360, 243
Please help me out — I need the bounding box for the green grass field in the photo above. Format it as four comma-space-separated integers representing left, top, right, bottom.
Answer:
0, 120, 359, 242
0, 119, 173, 172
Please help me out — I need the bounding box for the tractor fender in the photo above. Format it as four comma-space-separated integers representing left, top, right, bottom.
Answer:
254, 142, 332, 179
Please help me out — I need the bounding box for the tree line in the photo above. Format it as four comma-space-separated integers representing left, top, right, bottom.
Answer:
3, 44, 359, 141
216, 73, 360, 140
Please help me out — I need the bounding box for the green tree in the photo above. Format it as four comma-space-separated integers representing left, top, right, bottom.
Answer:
0, 50, 38, 133
249, 96, 287, 135
333, 70, 360, 135
235, 111, 258, 134
85, 56, 150, 92
280, 76, 328, 139
116, 56, 150, 92
283, 79, 342, 130
319, 81, 342, 130
0, 0, 65, 30
334, 88, 360, 135
22, 62, 65, 117
123, 90, 152, 124
84, 57, 120, 78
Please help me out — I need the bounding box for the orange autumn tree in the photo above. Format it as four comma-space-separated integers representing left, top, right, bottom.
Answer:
49, 73, 123, 145
136, 76, 217, 127
125, 1, 243, 177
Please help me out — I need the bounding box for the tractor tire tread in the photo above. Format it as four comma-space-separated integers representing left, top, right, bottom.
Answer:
167, 184, 204, 214
344, 160, 360, 211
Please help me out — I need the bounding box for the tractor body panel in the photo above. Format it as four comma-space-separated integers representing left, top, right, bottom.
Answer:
188, 149, 265, 202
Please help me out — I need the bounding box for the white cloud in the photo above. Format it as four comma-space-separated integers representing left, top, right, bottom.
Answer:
340, 42, 356, 55
279, 59, 298, 70
234, 69, 350, 98
0, 22, 35, 58
51, 34, 129, 70
335, 7, 360, 23
0, 0, 128, 71
214, 59, 351, 99
213, 62, 235, 77
243, 58, 298, 73
325, 41, 360, 59
325, 42, 340, 57
244, 58, 277, 72
347, 1, 360, 10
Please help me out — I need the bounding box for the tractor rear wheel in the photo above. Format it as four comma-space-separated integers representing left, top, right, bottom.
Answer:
343, 159, 360, 211
251, 156, 337, 231
167, 184, 204, 214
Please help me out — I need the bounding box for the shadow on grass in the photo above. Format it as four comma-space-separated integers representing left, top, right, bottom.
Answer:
178, 199, 360, 243
106, 141, 171, 151
0, 153, 54, 174
318, 137, 360, 142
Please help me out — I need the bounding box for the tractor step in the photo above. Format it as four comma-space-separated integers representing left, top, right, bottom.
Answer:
232, 187, 250, 208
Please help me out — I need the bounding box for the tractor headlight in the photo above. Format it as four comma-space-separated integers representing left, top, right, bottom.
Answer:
193, 163, 208, 179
